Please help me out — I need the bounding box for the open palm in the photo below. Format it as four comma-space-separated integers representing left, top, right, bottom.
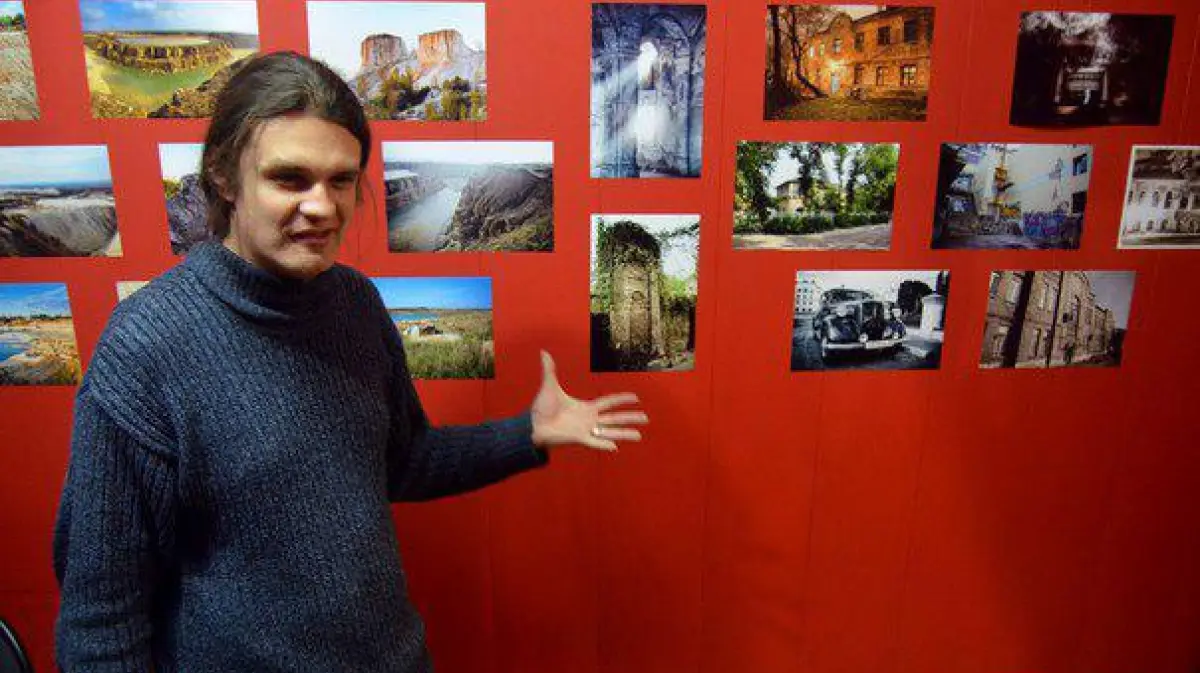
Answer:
530, 351, 648, 451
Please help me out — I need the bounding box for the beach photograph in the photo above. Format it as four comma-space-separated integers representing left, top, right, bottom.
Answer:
384, 141, 553, 253
308, 1, 486, 121
1119, 146, 1200, 248
159, 143, 211, 254
590, 214, 699, 372
371, 276, 494, 380
734, 141, 898, 250
0, 1, 38, 120
0, 283, 81, 385
80, 0, 260, 118
0, 145, 121, 257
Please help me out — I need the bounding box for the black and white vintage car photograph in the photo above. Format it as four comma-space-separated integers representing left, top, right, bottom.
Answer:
791, 270, 949, 371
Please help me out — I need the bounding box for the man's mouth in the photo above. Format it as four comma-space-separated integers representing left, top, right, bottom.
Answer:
291, 230, 336, 245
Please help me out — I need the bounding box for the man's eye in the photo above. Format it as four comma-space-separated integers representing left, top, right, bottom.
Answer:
273, 175, 306, 189
332, 176, 357, 189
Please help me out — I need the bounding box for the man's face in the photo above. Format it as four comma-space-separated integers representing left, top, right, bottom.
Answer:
222, 113, 362, 281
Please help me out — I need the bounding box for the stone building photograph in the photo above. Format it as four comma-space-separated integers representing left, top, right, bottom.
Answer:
590, 214, 699, 372
308, 1, 487, 121
80, 0, 260, 118
1119, 146, 1200, 248
932, 143, 1092, 249
1010, 12, 1174, 127
765, 4, 935, 121
981, 270, 1134, 369
591, 4, 706, 178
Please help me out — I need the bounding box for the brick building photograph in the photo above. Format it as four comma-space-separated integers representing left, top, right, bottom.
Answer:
765, 4, 934, 121
981, 270, 1134, 369
1118, 146, 1200, 249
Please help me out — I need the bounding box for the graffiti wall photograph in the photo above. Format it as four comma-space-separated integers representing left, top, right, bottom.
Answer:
734, 141, 898, 250
1118, 146, 1200, 249
792, 270, 948, 371
591, 3, 706, 178
0, 283, 80, 385
384, 141, 553, 253
590, 214, 699, 372
981, 271, 1135, 369
80, 0, 260, 118
932, 143, 1093, 250
765, 5, 935, 121
158, 143, 210, 255
308, 1, 486, 121
0, 1, 37, 120
0, 145, 121, 257
1010, 12, 1174, 127
371, 276, 494, 380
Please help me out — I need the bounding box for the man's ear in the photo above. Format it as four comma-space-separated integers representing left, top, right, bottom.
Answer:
211, 173, 236, 203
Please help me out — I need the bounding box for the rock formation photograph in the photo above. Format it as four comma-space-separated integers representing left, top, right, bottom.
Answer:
590, 214, 699, 372
0, 283, 81, 386
308, 1, 487, 121
591, 4, 706, 178
371, 276, 494, 380
384, 141, 553, 253
0, 1, 38, 120
0, 145, 121, 257
159, 143, 211, 255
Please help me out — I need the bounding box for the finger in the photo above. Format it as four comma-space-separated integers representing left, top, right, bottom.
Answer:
540, 350, 557, 388
593, 392, 639, 411
583, 436, 619, 452
594, 427, 642, 442
597, 411, 649, 426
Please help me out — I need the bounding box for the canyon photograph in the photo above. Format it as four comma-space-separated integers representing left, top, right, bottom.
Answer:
308, 1, 487, 121
159, 143, 210, 254
0, 283, 81, 386
0, 1, 38, 120
371, 276, 494, 380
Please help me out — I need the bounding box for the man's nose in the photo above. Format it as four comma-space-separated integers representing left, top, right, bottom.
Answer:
299, 183, 336, 219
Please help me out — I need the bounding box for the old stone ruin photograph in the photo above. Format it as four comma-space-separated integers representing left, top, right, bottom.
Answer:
734, 141, 897, 251
0, 283, 81, 386
591, 4, 706, 178
0, 145, 121, 257
371, 276, 494, 380
0, 1, 37, 120
384, 141, 553, 253
765, 5, 934, 122
792, 270, 948, 372
932, 143, 1092, 250
80, 0, 260, 118
308, 1, 486, 121
1010, 12, 1174, 127
981, 271, 1134, 369
159, 143, 212, 255
590, 214, 699, 372
1119, 146, 1200, 249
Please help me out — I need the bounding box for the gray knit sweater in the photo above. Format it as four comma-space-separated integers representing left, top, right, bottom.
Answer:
53, 242, 546, 672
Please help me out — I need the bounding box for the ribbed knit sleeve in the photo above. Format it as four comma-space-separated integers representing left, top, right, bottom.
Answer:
53, 385, 177, 673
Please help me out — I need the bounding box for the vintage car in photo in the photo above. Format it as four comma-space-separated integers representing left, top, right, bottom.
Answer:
811, 289, 906, 361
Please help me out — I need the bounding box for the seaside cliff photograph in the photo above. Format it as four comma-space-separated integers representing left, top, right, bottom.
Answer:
308, 1, 486, 121
80, 0, 260, 118
371, 276, 494, 380
159, 143, 211, 254
0, 283, 81, 385
0, 145, 121, 257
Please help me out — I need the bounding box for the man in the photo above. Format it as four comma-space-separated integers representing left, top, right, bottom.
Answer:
53, 51, 646, 672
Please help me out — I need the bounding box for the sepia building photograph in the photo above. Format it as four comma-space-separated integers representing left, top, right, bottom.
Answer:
1118, 146, 1200, 249
765, 4, 934, 121
981, 270, 1134, 369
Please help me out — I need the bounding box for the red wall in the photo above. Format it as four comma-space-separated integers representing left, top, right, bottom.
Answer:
3, 0, 1200, 671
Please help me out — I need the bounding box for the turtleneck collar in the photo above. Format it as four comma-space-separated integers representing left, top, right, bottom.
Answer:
183, 242, 340, 326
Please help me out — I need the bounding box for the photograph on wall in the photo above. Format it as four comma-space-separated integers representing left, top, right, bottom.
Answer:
765, 5, 935, 121
371, 276, 494, 380
115, 280, 148, 302
734, 141, 897, 250
1010, 12, 1174, 127
80, 0, 259, 118
982, 270, 1134, 369
591, 3, 706, 178
590, 214, 699, 372
0, 283, 81, 385
384, 141, 552, 253
1118, 146, 1200, 248
0, 145, 121, 257
0, 2, 38, 120
308, 2, 486, 121
159, 143, 213, 255
932, 143, 1092, 250
792, 270, 948, 371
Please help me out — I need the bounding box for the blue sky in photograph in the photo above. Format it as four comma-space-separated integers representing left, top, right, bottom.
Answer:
80, 0, 259, 33
0, 146, 111, 187
0, 2, 24, 19
384, 141, 551, 165
0, 283, 71, 317
158, 143, 202, 179
1086, 271, 1135, 328
371, 277, 492, 310
308, 1, 485, 78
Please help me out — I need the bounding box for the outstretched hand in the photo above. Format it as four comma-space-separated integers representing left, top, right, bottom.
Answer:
530, 351, 648, 452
